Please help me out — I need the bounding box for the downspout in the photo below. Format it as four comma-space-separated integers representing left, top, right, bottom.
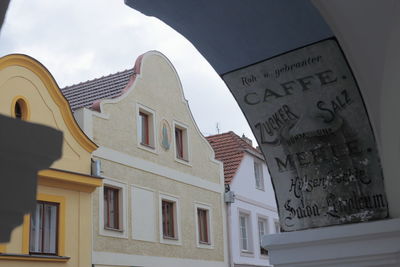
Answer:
224, 184, 235, 267
226, 203, 233, 267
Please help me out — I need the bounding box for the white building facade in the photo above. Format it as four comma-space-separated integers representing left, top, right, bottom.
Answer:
207, 132, 278, 267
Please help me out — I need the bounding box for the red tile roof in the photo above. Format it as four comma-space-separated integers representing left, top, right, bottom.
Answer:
61, 54, 145, 111
61, 69, 134, 111
206, 131, 262, 184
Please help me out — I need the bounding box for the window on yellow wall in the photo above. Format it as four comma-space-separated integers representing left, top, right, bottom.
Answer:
29, 201, 59, 255
12, 97, 29, 120
22, 194, 65, 257
15, 101, 23, 119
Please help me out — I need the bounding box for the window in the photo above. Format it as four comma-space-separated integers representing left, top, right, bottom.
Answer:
22, 194, 65, 256
139, 112, 150, 145
239, 212, 252, 252
162, 200, 176, 239
174, 122, 189, 162
137, 105, 155, 150
15, 101, 22, 119
104, 186, 120, 230
29, 201, 59, 255
274, 220, 280, 233
159, 194, 180, 245
175, 127, 184, 159
194, 203, 212, 248
254, 161, 264, 190
100, 180, 127, 238
12, 97, 29, 120
258, 218, 268, 256
197, 208, 210, 244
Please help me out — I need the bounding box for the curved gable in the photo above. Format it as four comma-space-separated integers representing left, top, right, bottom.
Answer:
0, 54, 97, 174
91, 51, 222, 183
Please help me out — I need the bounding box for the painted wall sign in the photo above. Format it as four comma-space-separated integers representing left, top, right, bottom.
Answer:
222, 38, 388, 231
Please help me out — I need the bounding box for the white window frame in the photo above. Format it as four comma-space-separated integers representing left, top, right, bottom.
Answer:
238, 209, 254, 255
99, 178, 128, 238
274, 219, 281, 233
159, 193, 181, 245
254, 160, 265, 191
194, 202, 213, 249
173, 120, 191, 165
136, 103, 157, 154
257, 215, 269, 258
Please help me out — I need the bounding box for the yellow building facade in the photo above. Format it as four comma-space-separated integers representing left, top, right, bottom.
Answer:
0, 54, 102, 266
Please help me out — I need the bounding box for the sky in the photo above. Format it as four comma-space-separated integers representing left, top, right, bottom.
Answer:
0, 0, 256, 142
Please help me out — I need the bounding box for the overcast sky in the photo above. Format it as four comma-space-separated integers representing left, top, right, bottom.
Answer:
0, 0, 256, 143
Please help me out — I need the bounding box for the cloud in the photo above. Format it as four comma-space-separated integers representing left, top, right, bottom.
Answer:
0, 0, 256, 142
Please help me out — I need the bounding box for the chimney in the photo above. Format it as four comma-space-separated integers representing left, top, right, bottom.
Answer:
241, 134, 253, 146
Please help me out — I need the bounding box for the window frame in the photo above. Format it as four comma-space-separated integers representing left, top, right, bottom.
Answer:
194, 202, 213, 249
11, 96, 30, 121
238, 210, 253, 255
136, 103, 157, 153
254, 160, 265, 191
159, 193, 181, 245
103, 186, 120, 230
29, 201, 59, 255
22, 194, 65, 256
257, 216, 269, 257
274, 219, 281, 233
162, 200, 176, 239
139, 111, 150, 145
99, 178, 128, 238
173, 121, 190, 164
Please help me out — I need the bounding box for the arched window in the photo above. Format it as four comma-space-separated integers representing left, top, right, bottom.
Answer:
12, 97, 29, 120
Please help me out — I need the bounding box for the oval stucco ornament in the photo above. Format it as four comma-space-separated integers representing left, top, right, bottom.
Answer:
160, 119, 171, 151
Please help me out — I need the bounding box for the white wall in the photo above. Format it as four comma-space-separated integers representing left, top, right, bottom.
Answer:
229, 153, 278, 266
231, 154, 277, 208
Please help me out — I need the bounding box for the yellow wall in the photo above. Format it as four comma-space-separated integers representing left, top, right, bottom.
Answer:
0, 55, 96, 174
0, 54, 101, 266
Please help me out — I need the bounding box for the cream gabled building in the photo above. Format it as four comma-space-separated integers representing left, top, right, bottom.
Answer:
62, 51, 227, 267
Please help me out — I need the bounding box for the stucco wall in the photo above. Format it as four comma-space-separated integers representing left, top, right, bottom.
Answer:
88, 51, 225, 265
0, 55, 97, 267
0, 64, 92, 175
231, 154, 277, 208
3, 185, 92, 267
229, 154, 278, 266
93, 157, 224, 260
91, 52, 220, 184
